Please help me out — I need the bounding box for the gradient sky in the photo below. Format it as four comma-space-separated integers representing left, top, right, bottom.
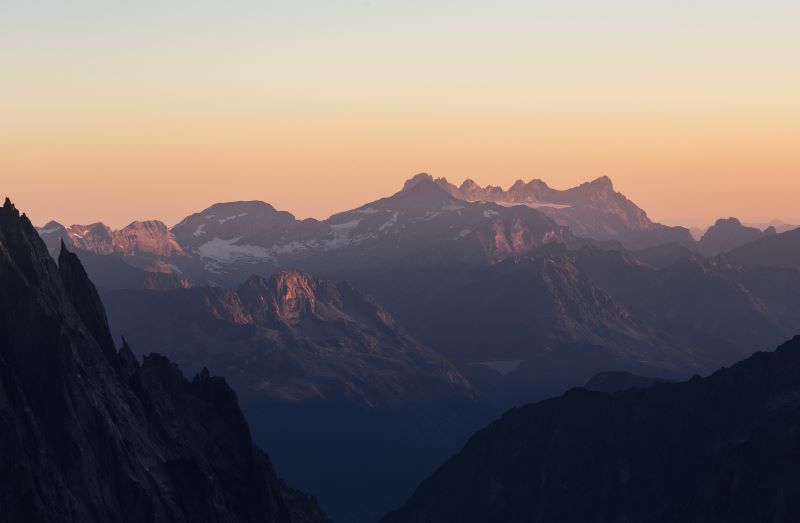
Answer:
2, 0, 799, 229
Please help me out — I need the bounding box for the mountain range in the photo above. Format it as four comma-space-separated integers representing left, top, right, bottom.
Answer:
433, 175, 696, 249
37, 174, 798, 289
34, 173, 800, 415
28, 173, 800, 521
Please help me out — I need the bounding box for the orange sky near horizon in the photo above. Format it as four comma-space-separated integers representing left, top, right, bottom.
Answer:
2, 1, 799, 229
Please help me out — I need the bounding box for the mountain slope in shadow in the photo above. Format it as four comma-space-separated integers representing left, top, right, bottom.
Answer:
384, 335, 800, 523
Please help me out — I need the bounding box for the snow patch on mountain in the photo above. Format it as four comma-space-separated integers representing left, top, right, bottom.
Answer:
330, 219, 361, 234
197, 237, 275, 273
327, 219, 364, 248
218, 213, 248, 224
379, 212, 400, 232
497, 201, 573, 210
442, 202, 465, 212
268, 240, 319, 256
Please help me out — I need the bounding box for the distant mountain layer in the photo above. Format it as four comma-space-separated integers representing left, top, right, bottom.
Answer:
724, 227, 800, 269
36, 176, 800, 288
35, 174, 588, 287
378, 244, 800, 386
36, 174, 700, 286
744, 220, 798, 234
37, 219, 191, 285
38, 219, 185, 258
434, 175, 695, 249
697, 217, 776, 256
0, 198, 327, 523
53, 174, 568, 288
384, 336, 800, 523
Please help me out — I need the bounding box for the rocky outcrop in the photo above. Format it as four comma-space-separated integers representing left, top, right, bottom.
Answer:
0, 198, 327, 523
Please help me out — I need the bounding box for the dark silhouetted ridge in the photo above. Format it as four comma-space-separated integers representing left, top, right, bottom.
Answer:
384, 335, 800, 523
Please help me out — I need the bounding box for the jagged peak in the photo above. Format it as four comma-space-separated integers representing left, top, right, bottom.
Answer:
459, 179, 479, 191
40, 220, 65, 230
2, 197, 20, 219
527, 178, 550, 189
586, 175, 614, 190
57, 241, 117, 355
69, 222, 113, 234
392, 173, 458, 207
402, 172, 435, 191
122, 220, 170, 231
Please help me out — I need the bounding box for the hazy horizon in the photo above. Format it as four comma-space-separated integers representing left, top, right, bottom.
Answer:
3, 1, 799, 229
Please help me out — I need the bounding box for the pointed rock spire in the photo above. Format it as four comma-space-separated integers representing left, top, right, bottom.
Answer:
58, 244, 117, 355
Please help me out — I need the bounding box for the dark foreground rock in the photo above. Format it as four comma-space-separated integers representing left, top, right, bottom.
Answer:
385, 335, 800, 523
